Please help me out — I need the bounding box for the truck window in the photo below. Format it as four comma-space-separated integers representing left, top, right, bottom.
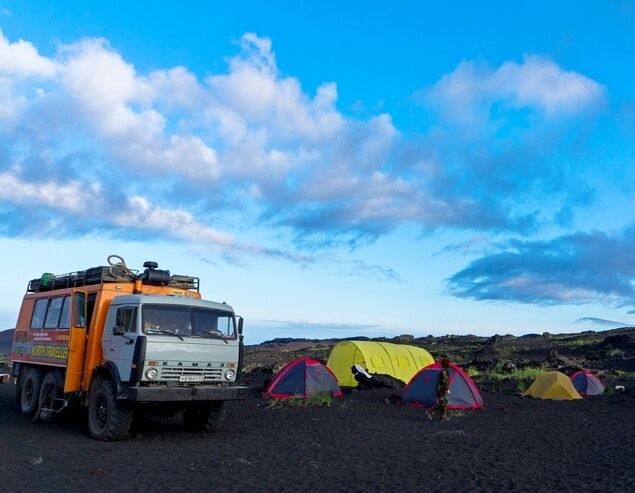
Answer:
116, 307, 138, 333
85, 292, 97, 334
31, 298, 48, 329
143, 305, 191, 336
59, 296, 71, 329
44, 296, 65, 329
192, 308, 234, 338
142, 305, 235, 338
73, 292, 86, 328
31, 296, 71, 330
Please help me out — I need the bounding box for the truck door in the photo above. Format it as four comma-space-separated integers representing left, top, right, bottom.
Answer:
65, 291, 88, 392
102, 305, 138, 382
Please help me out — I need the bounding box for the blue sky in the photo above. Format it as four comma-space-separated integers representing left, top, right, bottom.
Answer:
1, 2, 634, 344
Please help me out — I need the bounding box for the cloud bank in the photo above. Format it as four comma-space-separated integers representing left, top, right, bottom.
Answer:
2, 28, 629, 313
447, 230, 635, 307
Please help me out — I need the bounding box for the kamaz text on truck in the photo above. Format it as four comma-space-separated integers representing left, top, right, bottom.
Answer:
10, 255, 248, 441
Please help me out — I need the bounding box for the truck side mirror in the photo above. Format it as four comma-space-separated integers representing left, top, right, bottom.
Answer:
238, 317, 243, 336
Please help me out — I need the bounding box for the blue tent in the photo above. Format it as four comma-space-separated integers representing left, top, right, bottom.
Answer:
570, 370, 605, 396
402, 362, 483, 409
263, 358, 342, 399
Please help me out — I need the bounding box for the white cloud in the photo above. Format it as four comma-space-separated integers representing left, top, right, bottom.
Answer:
60, 38, 141, 109
0, 78, 22, 121
0, 29, 56, 77
0, 171, 97, 213
0, 30, 56, 123
0, 171, 235, 248
207, 33, 344, 142
424, 55, 604, 126
147, 66, 205, 109
494, 55, 605, 115
112, 196, 235, 246
54, 37, 219, 179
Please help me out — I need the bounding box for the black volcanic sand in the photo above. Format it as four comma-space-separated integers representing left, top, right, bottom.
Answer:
1, 378, 634, 493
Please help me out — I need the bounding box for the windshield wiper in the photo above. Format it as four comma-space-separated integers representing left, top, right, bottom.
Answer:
151, 329, 184, 341
200, 330, 228, 343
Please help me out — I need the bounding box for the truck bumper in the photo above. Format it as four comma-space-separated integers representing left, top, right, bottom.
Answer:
127, 385, 250, 402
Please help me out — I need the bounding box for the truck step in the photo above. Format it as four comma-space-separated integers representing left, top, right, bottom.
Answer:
41, 397, 69, 414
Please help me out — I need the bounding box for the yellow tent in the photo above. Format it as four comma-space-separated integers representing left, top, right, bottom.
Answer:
326, 341, 435, 387
522, 371, 582, 400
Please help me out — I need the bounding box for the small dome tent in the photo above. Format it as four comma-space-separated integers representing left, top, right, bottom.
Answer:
326, 341, 435, 387
522, 371, 582, 400
263, 358, 343, 399
401, 362, 484, 410
570, 370, 605, 396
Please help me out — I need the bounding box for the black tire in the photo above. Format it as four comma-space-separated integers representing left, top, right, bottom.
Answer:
14, 369, 24, 408
183, 401, 226, 433
37, 371, 64, 423
20, 368, 43, 416
88, 378, 132, 441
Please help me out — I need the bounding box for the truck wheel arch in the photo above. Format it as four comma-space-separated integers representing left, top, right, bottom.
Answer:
89, 361, 125, 399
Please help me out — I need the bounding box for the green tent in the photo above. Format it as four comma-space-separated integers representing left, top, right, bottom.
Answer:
326, 341, 434, 387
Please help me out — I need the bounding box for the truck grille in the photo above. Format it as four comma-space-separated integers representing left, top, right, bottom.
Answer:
159, 366, 223, 382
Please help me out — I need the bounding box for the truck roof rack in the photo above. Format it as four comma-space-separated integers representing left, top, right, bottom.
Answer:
27, 265, 199, 293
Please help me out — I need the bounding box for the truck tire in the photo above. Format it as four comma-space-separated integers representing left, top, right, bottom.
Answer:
183, 401, 226, 433
14, 368, 25, 408
88, 378, 132, 441
37, 371, 64, 423
20, 368, 43, 416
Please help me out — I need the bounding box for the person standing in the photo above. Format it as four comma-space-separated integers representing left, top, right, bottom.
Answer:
429, 359, 451, 421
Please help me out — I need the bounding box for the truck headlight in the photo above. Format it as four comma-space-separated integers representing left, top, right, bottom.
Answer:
224, 369, 236, 381
145, 367, 158, 380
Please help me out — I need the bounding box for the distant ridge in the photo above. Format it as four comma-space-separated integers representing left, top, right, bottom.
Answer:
0, 328, 14, 356
2, 326, 634, 354
254, 327, 635, 347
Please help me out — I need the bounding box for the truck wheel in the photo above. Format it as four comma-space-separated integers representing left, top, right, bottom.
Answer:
20, 368, 43, 416
37, 371, 64, 423
88, 378, 132, 441
183, 402, 226, 433
14, 368, 25, 408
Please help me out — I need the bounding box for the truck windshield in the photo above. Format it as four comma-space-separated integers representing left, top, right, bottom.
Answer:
142, 305, 235, 339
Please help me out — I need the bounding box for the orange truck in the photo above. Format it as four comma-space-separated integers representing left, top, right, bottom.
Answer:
10, 255, 248, 441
